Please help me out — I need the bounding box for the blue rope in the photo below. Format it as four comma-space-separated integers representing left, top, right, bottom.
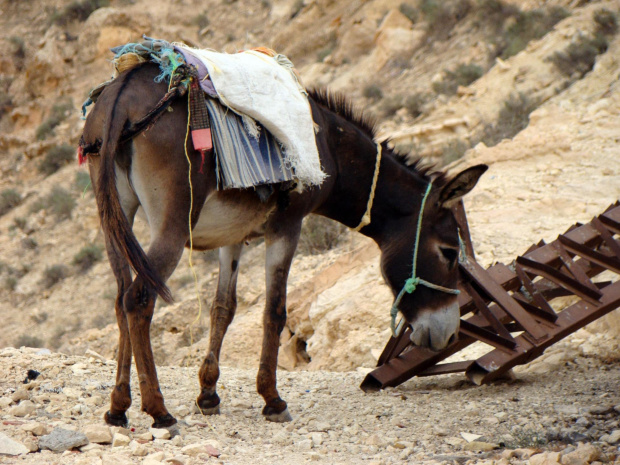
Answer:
390, 181, 461, 336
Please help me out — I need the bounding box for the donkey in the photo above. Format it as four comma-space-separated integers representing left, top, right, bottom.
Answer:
80, 62, 487, 428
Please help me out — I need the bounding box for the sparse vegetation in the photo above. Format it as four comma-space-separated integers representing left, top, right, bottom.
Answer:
13, 217, 27, 231
404, 93, 428, 118
363, 84, 383, 101
316, 46, 334, 62
14, 334, 43, 348
297, 215, 347, 255
35, 100, 73, 141
21, 237, 38, 250
0, 188, 22, 216
4, 276, 17, 291
499, 7, 569, 59
41, 264, 69, 289
594, 8, 618, 36
38, 144, 75, 175
481, 93, 538, 147
47, 186, 77, 220
51, 0, 110, 26
380, 95, 404, 117
550, 33, 608, 78
422, 0, 472, 40
73, 243, 103, 271
192, 13, 209, 31
8, 36, 25, 70
433, 63, 483, 95
399, 3, 418, 23
74, 171, 92, 194
440, 139, 470, 165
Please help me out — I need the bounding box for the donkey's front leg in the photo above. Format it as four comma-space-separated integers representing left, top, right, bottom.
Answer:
257, 228, 301, 422
197, 243, 244, 414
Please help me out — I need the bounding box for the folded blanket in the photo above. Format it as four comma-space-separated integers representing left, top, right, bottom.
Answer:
205, 97, 294, 189
177, 46, 327, 188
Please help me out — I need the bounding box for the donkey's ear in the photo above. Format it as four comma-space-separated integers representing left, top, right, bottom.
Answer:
438, 164, 488, 208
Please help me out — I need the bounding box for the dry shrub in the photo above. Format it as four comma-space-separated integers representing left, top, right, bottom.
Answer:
0, 189, 22, 216
38, 144, 75, 175
73, 243, 104, 271
51, 0, 109, 26
363, 84, 383, 101
433, 63, 483, 95
500, 7, 569, 59
14, 334, 43, 348
550, 33, 608, 78
423, 0, 472, 40
297, 215, 347, 255
594, 8, 618, 35
35, 100, 73, 141
41, 264, 69, 289
481, 93, 538, 147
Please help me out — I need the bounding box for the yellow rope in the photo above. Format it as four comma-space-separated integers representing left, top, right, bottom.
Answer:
352, 144, 382, 232
183, 81, 204, 362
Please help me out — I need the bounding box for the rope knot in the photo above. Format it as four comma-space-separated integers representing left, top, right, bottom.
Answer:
404, 277, 419, 294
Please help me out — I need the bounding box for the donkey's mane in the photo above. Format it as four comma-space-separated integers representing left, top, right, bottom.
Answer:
307, 88, 446, 185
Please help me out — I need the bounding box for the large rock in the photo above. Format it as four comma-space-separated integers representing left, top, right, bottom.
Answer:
78, 8, 152, 64
83, 424, 112, 444
0, 432, 29, 456
39, 428, 89, 452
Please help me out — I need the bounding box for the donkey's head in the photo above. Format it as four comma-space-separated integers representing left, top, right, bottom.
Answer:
380, 164, 487, 351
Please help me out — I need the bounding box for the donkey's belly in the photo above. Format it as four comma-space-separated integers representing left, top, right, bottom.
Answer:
189, 193, 273, 249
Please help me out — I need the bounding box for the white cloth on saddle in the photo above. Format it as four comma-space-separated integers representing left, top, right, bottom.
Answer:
177, 46, 326, 187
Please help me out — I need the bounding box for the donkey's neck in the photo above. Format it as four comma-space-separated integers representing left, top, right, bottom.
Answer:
315, 132, 426, 247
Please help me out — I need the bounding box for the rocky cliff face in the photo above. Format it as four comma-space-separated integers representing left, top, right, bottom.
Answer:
0, 0, 619, 375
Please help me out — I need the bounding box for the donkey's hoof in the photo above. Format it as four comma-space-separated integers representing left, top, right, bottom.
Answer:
152, 413, 177, 429
196, 393, 220, 415
263, 406, 293, 423
104, 410, 128, 427
199, 404, 220, 415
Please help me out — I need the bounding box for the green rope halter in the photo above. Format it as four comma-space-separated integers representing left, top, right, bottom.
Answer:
390, 180, 461, 336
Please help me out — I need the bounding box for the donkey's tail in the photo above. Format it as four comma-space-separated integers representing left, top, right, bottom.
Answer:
95, 70, 173, 303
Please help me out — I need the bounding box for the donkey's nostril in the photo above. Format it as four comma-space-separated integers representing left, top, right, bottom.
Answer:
447, 333, 458, 345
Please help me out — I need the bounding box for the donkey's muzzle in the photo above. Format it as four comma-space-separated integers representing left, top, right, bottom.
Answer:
409, 303, 460, 351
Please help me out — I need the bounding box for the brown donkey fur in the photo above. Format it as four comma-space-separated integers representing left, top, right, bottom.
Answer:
81, 63, 487, 427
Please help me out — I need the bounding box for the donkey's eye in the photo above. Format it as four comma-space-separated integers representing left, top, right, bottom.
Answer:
440, 247, 459, 266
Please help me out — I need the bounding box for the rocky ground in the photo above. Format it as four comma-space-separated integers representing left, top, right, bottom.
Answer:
0, 338, 619, 464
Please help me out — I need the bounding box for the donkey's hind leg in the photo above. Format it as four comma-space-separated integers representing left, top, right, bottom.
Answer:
257, 225, 301, 422
104, 238, 135, 427
197, 243, 244, 414
122, 228, 190, 428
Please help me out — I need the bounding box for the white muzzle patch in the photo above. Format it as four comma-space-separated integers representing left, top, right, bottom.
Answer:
409, 303, 460, 351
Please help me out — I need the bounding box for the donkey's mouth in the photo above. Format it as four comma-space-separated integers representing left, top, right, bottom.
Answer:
408, 303, 460, 351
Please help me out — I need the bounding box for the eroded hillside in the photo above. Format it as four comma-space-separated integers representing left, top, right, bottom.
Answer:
0, 0, 618, 372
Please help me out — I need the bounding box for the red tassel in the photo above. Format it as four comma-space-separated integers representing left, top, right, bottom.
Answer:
77, 146, 87, 165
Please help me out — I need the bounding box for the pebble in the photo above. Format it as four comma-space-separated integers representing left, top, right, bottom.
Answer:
39, 427, 89, 452
150, 427, 171, 440
604, 429, 620, 444
179, 443, 202, 456
9, 400, 36, 417
112, 433, 131, 447
463, 441, 498, 452
130, 440, 149, 456
12, 388, 30, 403
83, 425, 112, 444
0, 432, 29, 456
21, 421, 50, 436
297, 438, 313, 450
561, 443, 601, 465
